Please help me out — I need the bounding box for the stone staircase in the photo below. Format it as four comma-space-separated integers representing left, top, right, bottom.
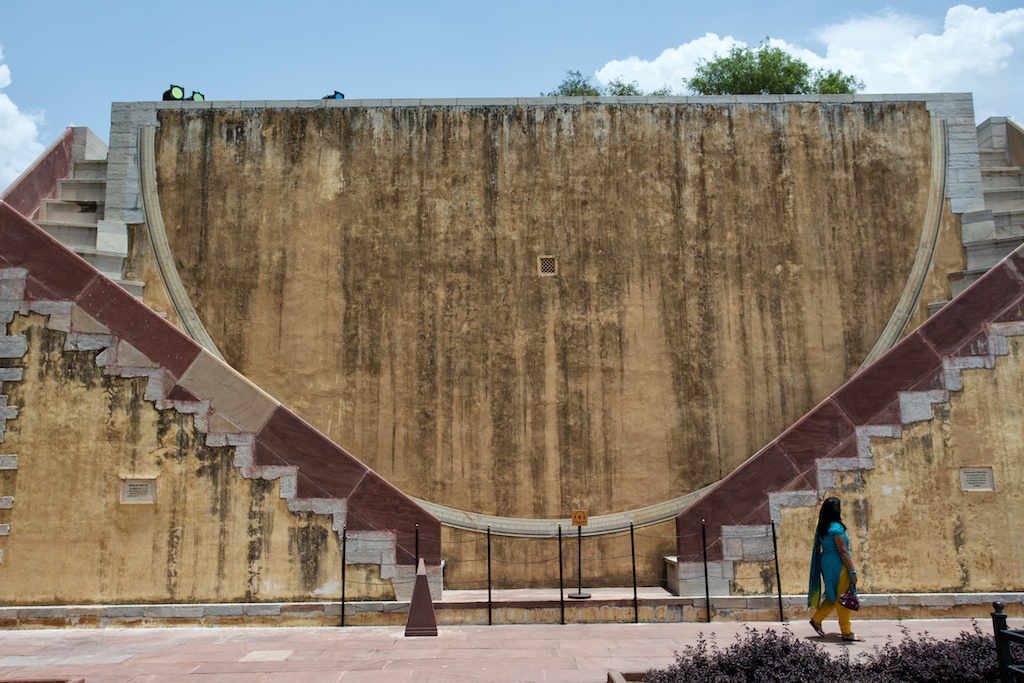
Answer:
950, 117, 1024, 297
33, 148, 146, 299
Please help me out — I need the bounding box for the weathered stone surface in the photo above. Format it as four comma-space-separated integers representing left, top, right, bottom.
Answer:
152, 101, 947, 526
0, 313, 395, 604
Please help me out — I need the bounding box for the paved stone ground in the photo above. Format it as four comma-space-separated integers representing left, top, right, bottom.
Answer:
0, 617, 991, 682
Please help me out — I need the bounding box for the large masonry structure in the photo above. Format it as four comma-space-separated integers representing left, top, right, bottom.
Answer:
1, 93, 1022, 620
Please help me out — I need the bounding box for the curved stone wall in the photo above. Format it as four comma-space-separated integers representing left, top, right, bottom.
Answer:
150, 100, 953, 523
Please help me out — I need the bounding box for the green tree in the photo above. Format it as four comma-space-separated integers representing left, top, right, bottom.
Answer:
811, 69, 865, 94
685, 39, 864, 95
544, 70, 602, 97
546, 71, 677, 97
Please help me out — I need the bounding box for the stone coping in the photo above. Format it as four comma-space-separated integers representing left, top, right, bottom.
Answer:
0, 592, 1018, 629
112, 93, 973, 112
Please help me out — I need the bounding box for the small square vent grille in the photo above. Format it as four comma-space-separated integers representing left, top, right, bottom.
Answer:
538, 256, 558, 276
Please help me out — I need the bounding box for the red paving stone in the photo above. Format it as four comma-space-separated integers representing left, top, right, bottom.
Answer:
0, 618, 998, 682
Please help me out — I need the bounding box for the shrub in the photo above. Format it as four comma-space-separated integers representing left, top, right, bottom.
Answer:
644, 627, 851, 683
644, 622, 1012, 683
858, 623, 997, 683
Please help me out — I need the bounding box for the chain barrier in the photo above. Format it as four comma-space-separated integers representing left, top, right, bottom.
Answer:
337, 518, 787, 625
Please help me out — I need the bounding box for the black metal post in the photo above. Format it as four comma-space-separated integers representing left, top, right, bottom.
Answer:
702, 519, 711, 623
341, 525, 347, 627
568, 524, 591, 599
771, 520, 784, 622
558, 525, 565, 625
993, 601, 1012, 683
487, 525, 493, 626
415, 524, 420, 563
631, 522, 638, 624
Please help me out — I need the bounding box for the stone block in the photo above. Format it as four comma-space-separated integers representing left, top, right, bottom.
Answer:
858, 594, 889, 607
0, 455, 17, 469
926, 594, 957, 607
106, 605, 145, 617
0, 524, 11, 535
892, 594, 923, 605
0, 336, 27, 358
740, 537, 775, 560
723, 525, 769, 539
17, 607, 65, 618
744, 596, 776, 609
0, 496, 12, 508
143, 605, 204, 618
899, 390, 947, 423
244, 604, 281, 616
204, 604, 246, 616
723, 538, 743, 560
0, 368, 24, 382
676, 577, 732, 597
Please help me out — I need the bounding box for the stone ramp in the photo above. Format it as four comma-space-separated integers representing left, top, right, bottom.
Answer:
674, 238, 1024, 593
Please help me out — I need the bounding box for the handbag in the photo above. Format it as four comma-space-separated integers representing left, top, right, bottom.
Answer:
838, 588, 860, 611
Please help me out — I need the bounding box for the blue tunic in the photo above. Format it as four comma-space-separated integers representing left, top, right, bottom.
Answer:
808, 521, 849, 607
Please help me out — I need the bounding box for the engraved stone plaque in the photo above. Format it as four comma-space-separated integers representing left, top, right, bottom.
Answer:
120, 478, 156, 504
959, 467, 994, 491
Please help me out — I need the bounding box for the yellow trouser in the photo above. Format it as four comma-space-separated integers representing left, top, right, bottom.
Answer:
813, 568, 853, 635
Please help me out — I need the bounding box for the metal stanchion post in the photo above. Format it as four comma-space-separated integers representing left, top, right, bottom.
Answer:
341, 525, 347, 627
771, 520, 785, 622
631, 522, 638, 623
702, 519, 711, 623
487, 525, 492, 626
568, 525, 590, 599
558, 525, 565, 624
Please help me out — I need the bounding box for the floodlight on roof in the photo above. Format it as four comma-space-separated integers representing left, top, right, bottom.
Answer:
322, 91, 345, 100
190, 92, 205, 101
162, 85, 186, 101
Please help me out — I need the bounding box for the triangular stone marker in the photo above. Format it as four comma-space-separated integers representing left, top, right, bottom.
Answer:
404, 558, 438, 637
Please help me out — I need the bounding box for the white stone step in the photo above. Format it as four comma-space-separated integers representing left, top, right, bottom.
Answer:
994, 209, 1024, 236
74, 247, 125, 281
984, 189, 1024, 213
115, 279, 146, 299
965, 236, 1024, 271
981, 167, 1024, 190
57, 179, 106, 202
36, 221, 97, 250
949, 268, 990, 297
71, 160, 108, 181
976, 116, 1012, 153
39, 199, 103, 223
979, 149, 1008, 167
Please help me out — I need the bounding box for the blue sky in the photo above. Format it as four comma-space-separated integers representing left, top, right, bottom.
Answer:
2, 1, 1023, 189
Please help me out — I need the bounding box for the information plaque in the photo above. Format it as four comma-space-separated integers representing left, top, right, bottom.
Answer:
120, 478, 157, 504
959, 467, 994, 491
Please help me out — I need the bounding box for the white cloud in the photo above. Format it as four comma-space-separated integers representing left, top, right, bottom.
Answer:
816, 5, 1024, 93
0, 47, 46, 192
595, 33, 745, 93
593, 5, 1024, 121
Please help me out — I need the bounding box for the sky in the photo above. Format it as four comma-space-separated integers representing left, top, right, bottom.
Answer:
1, 1, 1023, 190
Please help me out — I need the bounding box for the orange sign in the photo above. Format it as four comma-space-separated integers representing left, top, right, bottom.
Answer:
571, 509, 589, 527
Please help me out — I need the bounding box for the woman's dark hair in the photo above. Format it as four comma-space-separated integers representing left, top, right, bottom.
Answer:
815, 497, 846, 538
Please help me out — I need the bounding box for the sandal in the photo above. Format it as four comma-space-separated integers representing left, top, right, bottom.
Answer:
842, 634, 864, 642
809, 619, 826, 637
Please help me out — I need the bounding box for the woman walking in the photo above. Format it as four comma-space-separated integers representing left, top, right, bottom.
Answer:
808, 497, 863, 641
